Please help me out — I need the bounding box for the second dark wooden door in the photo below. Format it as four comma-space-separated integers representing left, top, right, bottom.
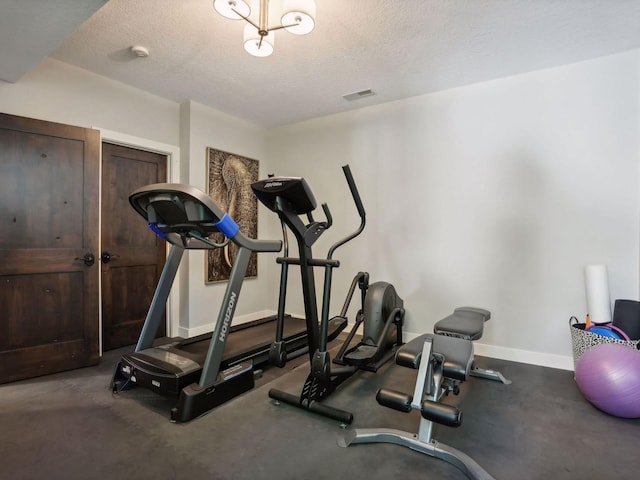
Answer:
101, 143, 167, 350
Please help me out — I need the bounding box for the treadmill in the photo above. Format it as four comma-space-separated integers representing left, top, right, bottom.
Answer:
111, 183, 343, 422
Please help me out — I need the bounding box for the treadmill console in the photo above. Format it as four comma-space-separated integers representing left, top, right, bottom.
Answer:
127, 184, 250, 248
251, 177, 316, 215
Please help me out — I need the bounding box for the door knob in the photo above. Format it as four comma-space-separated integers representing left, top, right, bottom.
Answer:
75, 253, 95, 266
100, 252, 118, 263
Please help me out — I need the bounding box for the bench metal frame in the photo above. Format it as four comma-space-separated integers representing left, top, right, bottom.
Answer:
339, 337, 495, 479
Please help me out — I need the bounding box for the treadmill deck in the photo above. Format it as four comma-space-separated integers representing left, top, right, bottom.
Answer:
115, 314, 346, 397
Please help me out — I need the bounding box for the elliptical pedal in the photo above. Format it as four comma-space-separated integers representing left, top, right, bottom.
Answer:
343, 343, 379, 363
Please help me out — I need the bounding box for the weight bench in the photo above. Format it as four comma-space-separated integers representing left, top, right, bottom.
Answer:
338, 308, 499, 480
435, 307, 511, 385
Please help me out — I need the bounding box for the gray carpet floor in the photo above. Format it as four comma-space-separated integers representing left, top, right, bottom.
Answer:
1, 346, 637, 479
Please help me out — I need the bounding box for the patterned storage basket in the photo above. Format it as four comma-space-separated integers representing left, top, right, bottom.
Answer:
569, 316, 640, 369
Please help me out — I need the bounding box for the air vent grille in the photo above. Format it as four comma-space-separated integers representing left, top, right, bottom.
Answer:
342, 89, 376, 101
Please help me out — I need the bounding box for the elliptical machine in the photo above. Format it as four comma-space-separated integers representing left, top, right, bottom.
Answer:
251, 165, 404, 424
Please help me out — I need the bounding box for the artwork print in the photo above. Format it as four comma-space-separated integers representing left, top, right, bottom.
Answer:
206, 148, 259, 283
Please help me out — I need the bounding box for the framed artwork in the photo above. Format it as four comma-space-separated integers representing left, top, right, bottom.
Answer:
205, 147, 259, 283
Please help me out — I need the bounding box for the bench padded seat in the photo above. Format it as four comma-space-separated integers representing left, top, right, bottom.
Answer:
396, 334, 473, 382
433, 307, 490, 341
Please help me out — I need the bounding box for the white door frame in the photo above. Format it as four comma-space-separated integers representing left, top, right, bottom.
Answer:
96, 127, 182, 341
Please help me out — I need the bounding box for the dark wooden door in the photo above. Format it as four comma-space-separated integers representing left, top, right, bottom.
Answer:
0, 113, 100, 383
101, 143, 167, 350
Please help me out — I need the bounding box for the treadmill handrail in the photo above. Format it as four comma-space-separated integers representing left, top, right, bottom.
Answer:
129, 183, 281, 253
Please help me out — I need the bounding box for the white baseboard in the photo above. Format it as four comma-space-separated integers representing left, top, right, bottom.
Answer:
178, 309, 276, 338
403, 331, 575, 371
178, 313, 575, 372
473, 342, 574, 371
473, 343, 573, 371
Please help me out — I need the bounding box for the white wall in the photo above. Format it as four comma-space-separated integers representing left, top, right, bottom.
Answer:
0, 58, 179, 145
178, 101, 278, 336
268, 49, 640, 369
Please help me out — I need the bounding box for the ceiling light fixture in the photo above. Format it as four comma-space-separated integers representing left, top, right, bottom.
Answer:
213, 0, 316, 57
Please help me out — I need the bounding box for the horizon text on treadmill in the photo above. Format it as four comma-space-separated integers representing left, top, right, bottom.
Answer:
219, 291, 237, 342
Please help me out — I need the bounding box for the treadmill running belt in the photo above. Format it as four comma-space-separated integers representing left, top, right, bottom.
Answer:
174, 315, 308, 368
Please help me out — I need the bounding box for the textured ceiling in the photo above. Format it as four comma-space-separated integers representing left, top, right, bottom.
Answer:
3, 1, 640, 128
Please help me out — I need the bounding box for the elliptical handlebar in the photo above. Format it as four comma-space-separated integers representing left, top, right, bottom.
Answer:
305, 202, 332, 231
321, 203, 333, 229
342, 165, 366, 219
327, 165, 367, 259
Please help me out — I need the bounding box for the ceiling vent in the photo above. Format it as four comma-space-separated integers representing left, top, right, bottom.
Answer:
342, 89, 375, 101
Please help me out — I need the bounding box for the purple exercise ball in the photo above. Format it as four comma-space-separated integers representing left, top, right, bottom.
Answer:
575, 343, 640, 418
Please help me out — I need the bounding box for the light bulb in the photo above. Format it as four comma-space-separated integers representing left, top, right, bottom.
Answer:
213, 0, 251, 20
243, 24, 274, 57
281, 0, 315, 35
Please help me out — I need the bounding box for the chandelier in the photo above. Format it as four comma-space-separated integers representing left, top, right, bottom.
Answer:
213, 0, 316, 57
